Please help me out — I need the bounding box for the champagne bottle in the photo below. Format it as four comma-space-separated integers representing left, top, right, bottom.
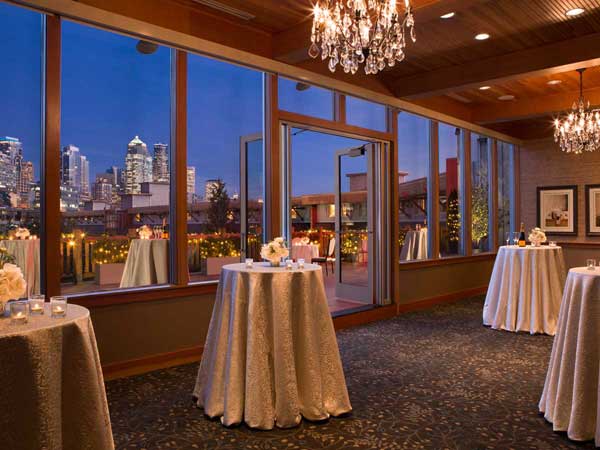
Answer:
518, 223, 526, 247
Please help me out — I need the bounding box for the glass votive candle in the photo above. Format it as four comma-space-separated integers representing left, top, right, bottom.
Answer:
548, 241, 556, 247
245, 258, 253, 268
10, 300, 29, 324
587, 259, 597, 270
29, 294, 45, 315
50, 296, 67, 318
298, 258, 305, 269
285, 259, 293, 270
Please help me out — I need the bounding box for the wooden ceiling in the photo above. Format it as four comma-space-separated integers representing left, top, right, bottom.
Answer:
87, 0, 600, 140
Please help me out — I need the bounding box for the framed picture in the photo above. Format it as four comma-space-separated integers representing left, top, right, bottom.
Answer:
537, 186, 578, 235
585, 184, 600, 236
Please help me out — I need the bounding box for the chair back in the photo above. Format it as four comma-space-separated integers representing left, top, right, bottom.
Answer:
327, 238, 336, 257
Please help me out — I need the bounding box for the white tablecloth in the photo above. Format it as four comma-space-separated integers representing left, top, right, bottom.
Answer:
400, 229, 428, 261
0, 239, 40, 297
483, 245, 566, 335
0, 304, 114, 450
540, 268, 600, 445
290, 243, 319, 261
194, 262, 352, 429
120, 239, 168, 288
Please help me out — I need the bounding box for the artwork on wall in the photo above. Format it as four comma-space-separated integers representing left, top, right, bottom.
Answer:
537, 186, 578, 235
585, 184, 600, 236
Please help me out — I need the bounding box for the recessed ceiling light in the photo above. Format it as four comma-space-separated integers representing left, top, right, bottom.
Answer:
547, 79, 563, 85
498, 94, 515, 101
475, 33, 490, 41
440, 12, 455, 19
479, 86, 491, 90
566, 8, 585, 17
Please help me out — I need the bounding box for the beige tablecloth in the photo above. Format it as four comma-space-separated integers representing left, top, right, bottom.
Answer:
483, 245, 566, 335
0, 239, 40, 297
194, 262, 352, 429
120, 239, 168, 288
400, 229, 428, 261
0, 304, 114, 450
290, 243, 319, 261
540, 267, 600, 445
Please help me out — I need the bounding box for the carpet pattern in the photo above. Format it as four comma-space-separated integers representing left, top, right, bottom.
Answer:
106, 296, 596, 449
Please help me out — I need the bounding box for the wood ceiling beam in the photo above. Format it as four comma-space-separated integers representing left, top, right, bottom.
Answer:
472, 87, 600, 124
388, 32, 600, 99
272, 0, 454, 64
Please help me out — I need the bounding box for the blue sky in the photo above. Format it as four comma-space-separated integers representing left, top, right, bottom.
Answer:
0, 1, 454, 199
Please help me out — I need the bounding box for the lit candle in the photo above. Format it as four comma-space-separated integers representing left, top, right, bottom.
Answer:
245, 258, 253, 268
14, 311, 25, 321
286, 259, 293, 270
30, 303, 43, 313
298, 258, 305, 269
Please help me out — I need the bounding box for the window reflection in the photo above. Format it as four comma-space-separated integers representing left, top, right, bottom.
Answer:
278, 77, 333, 120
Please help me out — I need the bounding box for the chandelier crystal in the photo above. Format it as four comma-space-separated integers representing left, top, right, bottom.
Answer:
554, 68, 600, 154
308, 0, 416, 75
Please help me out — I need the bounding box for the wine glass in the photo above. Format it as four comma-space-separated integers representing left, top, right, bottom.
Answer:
505, 232, 511, 246
512, 231, 519, 245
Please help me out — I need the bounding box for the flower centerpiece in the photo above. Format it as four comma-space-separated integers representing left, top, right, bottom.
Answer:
261, 237, 289, 267
300, 236, 310, 245
14, 227, 30, 240
0, 263, 27, 315
528, 227, 547, 246
138, 225, 153, 240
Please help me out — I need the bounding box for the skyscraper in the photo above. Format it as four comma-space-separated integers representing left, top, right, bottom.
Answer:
187, 166, 196, 203
0, 136, 22, 193
124, 136, 152, 194
17, 160, 34, 194
152, 143, 169, 183
92, 174, 113, 203
80, 155, 90, 199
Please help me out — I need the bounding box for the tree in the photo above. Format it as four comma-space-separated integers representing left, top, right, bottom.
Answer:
207, 179, 230, 234
446, 189, 460, 254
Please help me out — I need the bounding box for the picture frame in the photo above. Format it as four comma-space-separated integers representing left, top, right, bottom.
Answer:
536, 185, 578, 236
585, 184, 600, 236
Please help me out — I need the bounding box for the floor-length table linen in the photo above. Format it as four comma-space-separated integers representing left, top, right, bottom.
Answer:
120, 238, 168, 288
540, 268, 600, 445
0, 239, 40, 297
194, 262, 352, 430
290, 243, 319, 262
400, 229, 428, 261
483, 245, 566, 335
0, 304, 114, 450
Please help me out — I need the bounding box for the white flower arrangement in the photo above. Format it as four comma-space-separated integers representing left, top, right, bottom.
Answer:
300, 236, 310, 245
528, 227, 547, 246
0, 263, 27, 311
261, 237, 289, 265
138, 225, 153, 240
14, 227, 30, 240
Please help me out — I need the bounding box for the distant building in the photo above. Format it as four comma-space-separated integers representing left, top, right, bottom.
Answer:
0, 136, 22, 193
205, 179, 219, 200
92, 175, 114, 204
152, 143, 169, 183
120, 181, 169, 209
124, 136, 152, 194
17, 160, 34, 194
187, 167, 196, 202
60, 184, 80, 212
60, 144, 90, 202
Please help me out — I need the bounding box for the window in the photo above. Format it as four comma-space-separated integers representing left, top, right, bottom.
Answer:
498, 141, 514, 246
346, 96, 387, 131
60, 22, 172, 294
439, 123, 464, 257
278, 77, 333, 120
397, 112, 430, 262
187, 55, 263, 282
470, 133, 491, 254
0, 3, 43, 298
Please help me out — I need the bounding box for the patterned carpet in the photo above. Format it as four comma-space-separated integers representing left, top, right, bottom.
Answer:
106, 296, 596, 450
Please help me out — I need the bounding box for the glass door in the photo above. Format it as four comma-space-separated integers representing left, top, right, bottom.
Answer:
335, 145, 373, 303
240, 133, 264, 261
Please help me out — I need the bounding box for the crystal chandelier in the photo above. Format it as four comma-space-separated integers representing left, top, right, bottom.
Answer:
554, 68, 600, 154
308, 0, 416, 75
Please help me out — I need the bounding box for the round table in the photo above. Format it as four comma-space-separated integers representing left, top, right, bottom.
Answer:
400, 229, 428, 261
483, 245, 566, 335
193, 262, 352, 430
290, 243, 319, 261
0, 304, 114, 450
120, 238, 168, 288
540, 267, 600, 445
0, 239, 41, 297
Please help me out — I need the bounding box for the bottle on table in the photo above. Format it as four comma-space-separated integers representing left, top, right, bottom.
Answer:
518, 223, 527, 247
